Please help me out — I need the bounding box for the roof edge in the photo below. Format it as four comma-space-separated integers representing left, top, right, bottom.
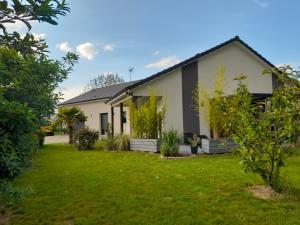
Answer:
107, 36, 276, 103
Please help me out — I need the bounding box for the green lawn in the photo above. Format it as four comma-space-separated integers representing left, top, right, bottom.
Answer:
9, 144, 300, 225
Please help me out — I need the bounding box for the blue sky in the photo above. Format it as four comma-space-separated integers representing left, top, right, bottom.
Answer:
9, 0, 300, 100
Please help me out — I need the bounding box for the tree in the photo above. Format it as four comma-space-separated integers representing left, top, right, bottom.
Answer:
0, 0, 77, 185
0, 0, 70, 55
55, 107, 87, 144
84, 72, 125, 92
222, 66, 300, 191
0, 47, 78, 125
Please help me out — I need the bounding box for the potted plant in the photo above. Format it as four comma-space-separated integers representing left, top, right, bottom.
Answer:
188, 134, 200, 154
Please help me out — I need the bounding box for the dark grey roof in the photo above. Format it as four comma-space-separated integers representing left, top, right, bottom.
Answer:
107, 36, 276, 103
59, 80, 139, 106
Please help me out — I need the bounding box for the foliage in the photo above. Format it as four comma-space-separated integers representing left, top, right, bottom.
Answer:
193, 67, 226, 139
129, 92, 165, 139
115, 134, 130, 151
188, 134, 200, 147
75, 128, 99, 150
0, 47, 79, 125
103, 134, 130, 151
160, 129, 182, 156
103, 135, 117, 151
221, 66, 300, 191
84, 72, 125, 92
0, 0, 70, 55
0, 95, 38, 181
55, 107, 87, 144
35, 128, 45, 147
0, 0, 76, 207
0, 180, 24, 209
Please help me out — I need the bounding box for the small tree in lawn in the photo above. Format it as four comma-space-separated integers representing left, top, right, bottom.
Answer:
55, 107, 87, 144
222, 66, 300, 191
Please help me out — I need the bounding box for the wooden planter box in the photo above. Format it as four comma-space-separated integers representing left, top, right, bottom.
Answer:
130, 139, 160, 152
201, 139, 236, 154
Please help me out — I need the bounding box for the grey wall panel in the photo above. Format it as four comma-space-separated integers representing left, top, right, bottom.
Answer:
181, 61, 200, 134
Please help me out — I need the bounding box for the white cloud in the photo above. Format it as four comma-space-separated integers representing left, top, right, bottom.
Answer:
5, 20, 26, 32
103, 44, 115, 52
253, 0, 270, 8
276, 62, 300, 69
32, 33, 46, 40
145, 55, 181, 69
58, 85, 84, 102
4, 20, 38, 33
153, 50, 160, 55
76, 42, 98, 60
56, 41, 72, 53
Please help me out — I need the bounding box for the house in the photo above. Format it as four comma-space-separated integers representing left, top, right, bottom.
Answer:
59, 81, 139, 135
60, 36, 278, 138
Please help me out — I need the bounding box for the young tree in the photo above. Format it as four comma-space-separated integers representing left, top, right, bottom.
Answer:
55, 107, 87, 144
222, 66, 300, 191
84, 72, 125, 92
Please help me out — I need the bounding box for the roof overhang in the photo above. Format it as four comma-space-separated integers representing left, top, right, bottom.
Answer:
58, 97, 109, 107
106, 36, 278, 104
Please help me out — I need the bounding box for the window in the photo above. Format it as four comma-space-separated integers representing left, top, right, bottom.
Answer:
100, 113, 108, 135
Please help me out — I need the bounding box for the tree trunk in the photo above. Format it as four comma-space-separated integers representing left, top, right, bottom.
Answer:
213, 126, 220, 139
69, 126, 73, 144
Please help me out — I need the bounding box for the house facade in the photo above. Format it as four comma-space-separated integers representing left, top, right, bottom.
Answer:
59, 81, 138, 135
60, 36, 278, 138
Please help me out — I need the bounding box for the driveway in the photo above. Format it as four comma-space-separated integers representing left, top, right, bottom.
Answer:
45, 135, 69, 144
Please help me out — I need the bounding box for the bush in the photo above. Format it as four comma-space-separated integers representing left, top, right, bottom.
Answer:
35, 129, 45, 147
129, 91, 165, 139
0, 180, 24, 209
0, 97, 38, 181
160, 129, 182, 157
115, 134, 130, 151
103, 134, 130, 151
75, 128, 99, 150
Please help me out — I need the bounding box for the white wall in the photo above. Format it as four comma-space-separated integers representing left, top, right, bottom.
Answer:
132, 69, 184, 133
197, 42, 273, 137
62, 101, 130, 135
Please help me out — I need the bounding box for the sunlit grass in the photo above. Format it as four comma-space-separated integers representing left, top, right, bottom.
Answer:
10, 144, 300, 225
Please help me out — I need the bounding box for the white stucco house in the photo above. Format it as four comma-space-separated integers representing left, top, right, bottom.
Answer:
59, 36, 279, 139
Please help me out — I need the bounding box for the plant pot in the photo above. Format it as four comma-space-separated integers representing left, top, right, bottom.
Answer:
191, 146, 198, 154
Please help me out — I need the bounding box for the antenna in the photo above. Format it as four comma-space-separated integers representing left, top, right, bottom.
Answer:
128, 67, 134, 81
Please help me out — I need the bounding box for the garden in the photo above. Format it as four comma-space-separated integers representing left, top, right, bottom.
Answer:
2, 143, 300, 225
1, 1, 300, 225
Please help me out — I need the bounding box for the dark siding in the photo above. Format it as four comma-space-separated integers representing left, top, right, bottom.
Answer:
181, 61, 200, 134
272, 73, 280, 90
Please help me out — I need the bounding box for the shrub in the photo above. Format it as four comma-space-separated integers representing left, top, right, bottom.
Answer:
160, 129, 182, 157
35, 129, 45, 147
103, 136, 117, 151
75, 128, 99, 150
115, 134, 130, 151
221, 66, 300, 191
129, 91, 165, 139
0, 180, 24, 209
0, 97, 38, 181
103, 134, 130, 151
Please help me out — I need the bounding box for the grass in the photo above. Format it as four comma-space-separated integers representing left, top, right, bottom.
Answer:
7, 144, 300, 225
